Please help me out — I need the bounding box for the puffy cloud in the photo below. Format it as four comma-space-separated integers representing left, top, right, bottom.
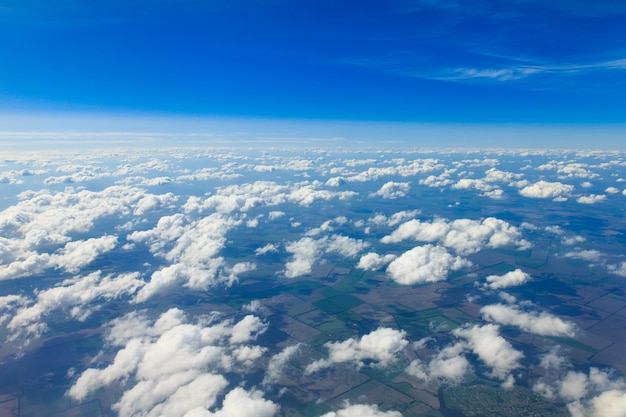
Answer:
0, 185, 181, 280
407, 342, 470, 383
419, 169, 455, 188
44, 170, 111, 185
68, 309, 272, 417
319, 403, 402, 417
452, 178, 493, 192
480, 303, 576, 337
576, 194, 607, 204
563, 249, 604, 262
128, 210, 257, 300
452, 324, 523, 380
288, 183, 357, 206
134, 262, 223, 303
367, 210, 420, 227
381, 219, 448, 245
356, 252, 397, 271
325, 176, 345, 187
386, 245, 471, 285
128, 212, 250, 282
560, 164, 599, 179
284, 234, 368, 278
0, 294, 29, 325
605, 186, 620, 194
344, 159, 442, 182
568, 390, 626, 417
482, 189, 504, 199
0, 168, 47, 184
484, 269, 530, 289
444, 217, 528, 254
176, 168, 242, 182
7, 271, 144, 340
325, 234, 369, 258
562, 235, 586, 245
519, 180, 574, 200
448, 167, 522, 198
370, 181, 410, 199
535, 367, 626, 417
608, 261, 626, 277
182, 180, 355, 214
284, 237, 320, 278
483, 167, 523, 183
381, 217, 528, 255
0, 235, 118, 281
262, 344, 301, 386
305, 216, 348, 237
409, 323, 524, 384
539, 347, 569, 371
134, 193, 178, 215
536, 161, 599, 179
49, 235, 118, 273
560, 371, 590, 401
305, 328, 408, 374
255, 243, 278, 256
268, 210, 285, 220
185, 387, 278, 417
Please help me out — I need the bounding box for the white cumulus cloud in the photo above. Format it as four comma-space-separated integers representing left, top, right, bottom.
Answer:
519, 180, 574, 200
452, 324, 523, 380
68, 308, 272, 417
480, 303, 576, 337
386, 245, 471, 285
305, 327, 408, 374
484, 269, 531, 289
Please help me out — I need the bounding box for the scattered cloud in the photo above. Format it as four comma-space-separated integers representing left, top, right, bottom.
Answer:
386, 244, 471, 285
255, 243, 279, 256
381, 216, 529, 255
356, 252, 397, 271
0, 185, 166, 280
367, 210, 420, 227
4, 271, 143, 340
370, 181, 411, 199
407, 341, 470, 383
284, 234, 369, 278
481, 303, 576, 337
576, 194, 607, 204
483, 269, 531, 289
519, 180, 574, 200
452, 324, 523, 381
305, 327, 408, 374
68, 308, 272, 417
320, 403, 402, 417
262, 344, 301, 387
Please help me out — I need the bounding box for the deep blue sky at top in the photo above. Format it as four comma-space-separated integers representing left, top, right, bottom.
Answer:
1, 0, 626, 128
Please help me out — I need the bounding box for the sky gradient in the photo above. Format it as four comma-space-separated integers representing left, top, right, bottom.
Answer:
1, 1, 626, 147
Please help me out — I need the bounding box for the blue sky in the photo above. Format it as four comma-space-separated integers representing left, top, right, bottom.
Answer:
1, 1, 626, 147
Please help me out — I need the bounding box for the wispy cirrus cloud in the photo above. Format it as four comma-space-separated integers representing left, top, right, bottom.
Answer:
431, 58, 626, 82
